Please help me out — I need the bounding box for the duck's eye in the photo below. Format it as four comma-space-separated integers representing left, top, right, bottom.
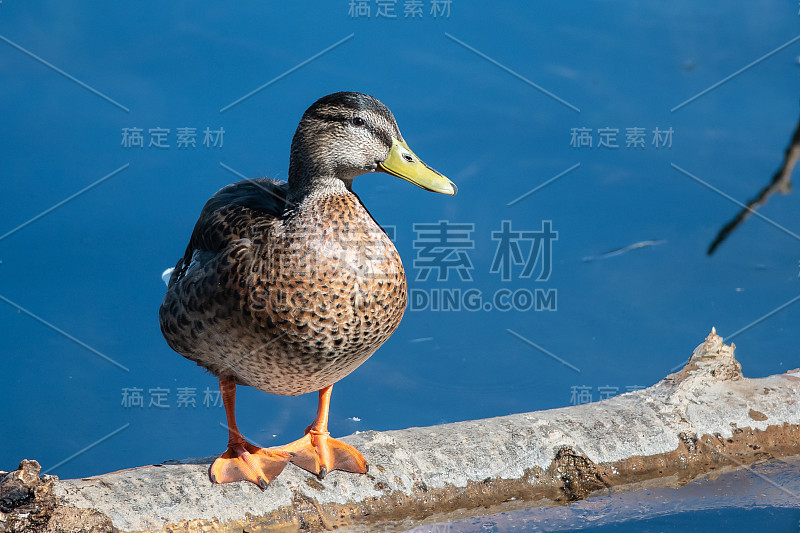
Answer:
351, 117, 365, 127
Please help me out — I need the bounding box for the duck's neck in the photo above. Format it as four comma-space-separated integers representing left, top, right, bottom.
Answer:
287, 160, 353, 203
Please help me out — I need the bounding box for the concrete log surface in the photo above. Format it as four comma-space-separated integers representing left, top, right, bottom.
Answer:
1, 329, 799, 532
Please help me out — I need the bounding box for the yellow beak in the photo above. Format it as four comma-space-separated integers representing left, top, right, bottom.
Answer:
377, 137, 457, 196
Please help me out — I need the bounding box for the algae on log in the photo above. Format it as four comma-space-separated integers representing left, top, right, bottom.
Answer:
1, 329, 798, 532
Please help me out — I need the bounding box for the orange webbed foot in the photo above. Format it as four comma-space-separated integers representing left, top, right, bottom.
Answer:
209, 442, 292, 489
280, 430, 368, 479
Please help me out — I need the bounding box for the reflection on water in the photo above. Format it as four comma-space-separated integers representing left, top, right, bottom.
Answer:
402, 457, 800, 532
706, 114, 800, 256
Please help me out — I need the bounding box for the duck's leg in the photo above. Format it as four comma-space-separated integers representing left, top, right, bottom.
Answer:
279, 384, 368, 479
209, 377, 292, 489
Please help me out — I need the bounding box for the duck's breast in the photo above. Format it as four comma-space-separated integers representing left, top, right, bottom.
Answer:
239, 193, 407, 393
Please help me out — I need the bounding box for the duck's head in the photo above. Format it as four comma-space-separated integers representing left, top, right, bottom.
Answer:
288, 92, 457, 197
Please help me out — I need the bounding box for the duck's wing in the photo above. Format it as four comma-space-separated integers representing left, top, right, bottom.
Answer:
167, 178, 288, 287
160, 178, 288, 360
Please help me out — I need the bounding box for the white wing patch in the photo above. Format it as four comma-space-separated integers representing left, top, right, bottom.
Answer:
161, 267, 175, 286
164, 242, 250, 287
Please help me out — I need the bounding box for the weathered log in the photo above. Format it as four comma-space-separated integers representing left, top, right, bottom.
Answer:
2, 329, 799, 532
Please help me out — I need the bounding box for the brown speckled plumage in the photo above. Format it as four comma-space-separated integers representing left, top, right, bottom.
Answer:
159, 179, 406, 396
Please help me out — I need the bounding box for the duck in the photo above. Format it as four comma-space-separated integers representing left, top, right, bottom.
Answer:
159, 92, 457, 488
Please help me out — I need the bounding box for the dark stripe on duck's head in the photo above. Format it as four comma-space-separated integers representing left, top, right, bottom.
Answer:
305, 92, 398, 148
309, 92, 396, 124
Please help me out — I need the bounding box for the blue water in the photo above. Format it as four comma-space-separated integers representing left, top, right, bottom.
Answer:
1, 1, 798, 529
